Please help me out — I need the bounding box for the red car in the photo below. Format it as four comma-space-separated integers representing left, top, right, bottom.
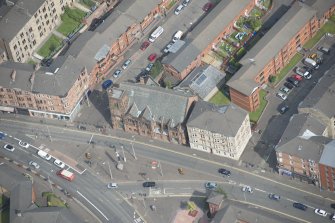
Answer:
292, 74, 303, 81
148, 53, 157, 62
203, 2, 213, 12
140, 41, 150, 51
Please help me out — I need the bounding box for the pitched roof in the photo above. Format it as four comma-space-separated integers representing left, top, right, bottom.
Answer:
319, 140, 335, 168
206, 191, 224, 206
227, 2, 317, 96
303, 0, 335, 19
111, 82, 195, 128
162, 0, 251, 73
187, 101, 248, 137
176, 65, 225, 100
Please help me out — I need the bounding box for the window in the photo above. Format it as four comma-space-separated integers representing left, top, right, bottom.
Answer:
29, 27, 33, 32
13, 45, 17, 50
40, 32, 43, 37
20, 32, 24, 38
32, 40, 36, 46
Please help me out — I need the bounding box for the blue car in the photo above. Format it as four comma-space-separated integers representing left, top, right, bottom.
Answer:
102, 80, 113, 90
0, 132, 5, 140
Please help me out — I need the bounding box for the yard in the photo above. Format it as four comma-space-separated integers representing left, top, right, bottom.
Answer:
249, 89, 268, 123
219, 42, 235, 57
150, 61, 163, 79
43, 192, 67, 207
274, 53, 304, 85
304, 20, 335, 49
57, 7, 86, 37
209, 89, 230, 105
37, 34, 63, 58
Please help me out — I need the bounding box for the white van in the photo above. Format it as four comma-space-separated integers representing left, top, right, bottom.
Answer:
149, 26, 164, 42
37, 150, 52, 160
304, 58, 319, 69
172, 31, 183, 42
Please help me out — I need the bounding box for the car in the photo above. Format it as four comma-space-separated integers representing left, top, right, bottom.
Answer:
268, 193, 280, 200
295, 66, 311, 79
317, 46, 330, 55
122, 59, 132, 69
145, 63, 154, 72
203, 2, 214, 12
302, 65, 314, 74
293, 202, 308, 211
136, 71, 148, 82
0, 131, 5, 140
287, 77, 300, 87
278, 105, 289, 114
19, 141, 29, 148
315, 209, 327, 217
218, 168, 231, 176
309, 53, 323, 64
174, 4, 184, 15
54, 159, 66, 169
37, 150, 52, 160
332, 214, 335, 221
276, 92, 287, 101
280, 86, 290, 94
113, 69, 122, 78
242, 185, 253, 193
148, 53, 157, 62
102, 79, 113, 90
107, 183, 118, 189
4, 144, 15, 152
140, 41, 150, 51
29, 161, 40, 169
284, 82, 294, 89
143, 181, 156, 187
163, 42, 173, 53
331, 203, 335, 209
41, 58, 53, 67
292, 74, 303, 81
182, 0, 191, 7
205, 182, 217, 190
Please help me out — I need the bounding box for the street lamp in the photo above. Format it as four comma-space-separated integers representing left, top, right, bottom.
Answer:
46, 126, 52, 142
131, 136, 137, 160
121, 145, 126, 162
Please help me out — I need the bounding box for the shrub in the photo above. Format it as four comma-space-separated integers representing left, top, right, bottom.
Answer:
268, 75, 276, 83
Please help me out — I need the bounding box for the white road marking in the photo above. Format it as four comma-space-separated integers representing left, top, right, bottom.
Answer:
254, 188, 267, 193
76, 190, 109, 221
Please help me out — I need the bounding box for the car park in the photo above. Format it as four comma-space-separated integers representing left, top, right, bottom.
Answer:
242, 186, 253, 193
302, 65, 314, 74
143, 181, 156, 187
291, 74, 303, 81
314, 209, 327, 217
317, 46, 330, 55
54, 159, 65, 168
19, 141, 29, 148
140, 41, 150, 51
287, 77, 300, 87
268, 193, 280, 200
122, 59, 132, 69
332, 214, 335, 221
145, 63, 154, 72
280, 86, 290, 94
303, 57, 319, 70
276, 92, 287, 101
278, 105, 289, 114
0, 132, 5, 140
308, 53, 323, 64
182, 0, 191, 6
163, 42, 173, 53
203, 2, 214, 12
113, 69, 122, 78
29, 161, 40, 169
107, 183, 118, 189
148, 53, 157, 62
218, 168, 231, 176
293, 202, 307, 211
174, 5, 184, 15
102, 79, 113, 90
284, 82, 294, 90
4, 144, 15, 152
205, 182, 217, 190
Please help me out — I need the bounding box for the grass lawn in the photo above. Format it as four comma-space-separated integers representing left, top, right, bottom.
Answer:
0, 207, 9, 223
79, 0, 95, 8
57, 7, 86, 36
274, 53, 303, 85
43, 192, 67, 207
304, 20, 335, 49
150, 61, 163, 79
209, 89, 230, 105
250, 7, 264, 18
37, 34, 63, 58
249, 89, 267, 123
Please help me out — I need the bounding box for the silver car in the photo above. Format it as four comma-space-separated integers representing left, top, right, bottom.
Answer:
29, 161, 40, 169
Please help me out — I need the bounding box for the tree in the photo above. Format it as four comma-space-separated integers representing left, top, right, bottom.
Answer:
268, 75, 276, 83
187, 201, 197, 211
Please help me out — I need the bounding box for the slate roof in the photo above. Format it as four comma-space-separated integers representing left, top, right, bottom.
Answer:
206, 191, 224, 206
227, 2, 317, 96
319, 140, 335, 168
176, 65, 225, 100
299, 72, 335, 119
111, 82, 195, 128
187, 101, 248, 137
277, 113, 327, 147
162, 0, 250, 73
303, 0, 335, 19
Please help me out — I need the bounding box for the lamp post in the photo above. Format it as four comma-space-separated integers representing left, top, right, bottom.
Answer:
46, 126, 52, 142
131, 136, 137, 160
121, 145, 126, 162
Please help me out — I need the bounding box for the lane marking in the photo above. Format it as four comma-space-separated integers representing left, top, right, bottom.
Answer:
76, 190, 109, 221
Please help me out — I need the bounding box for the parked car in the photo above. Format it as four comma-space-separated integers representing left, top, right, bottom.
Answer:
308, 53, 323, 64
182, 0, 191, 7
29, 161, 40, 169
284, 82, 294, 89
102, 79, 113, 90
174, 4, 184, 15
268, 193, 280, 200
295, 67, 312, 79
331, 203, 335, 209
293, 202, 308, 211
140, 41, 150, 51
143, 181, 156, 187
4, 144, 15, 152
287, 77, 300, 87
122, 59, 132, 69
113, 69, 122, 78
302, 65, 314, 74
163, 42, 173, 53
280, 86, 290, 94
291, 74, 303, 81
0, 131, 5, 140
314, 209, 327, 217
19, 141, 29, 148
54, 159, 65, 168
203, 2, 214, 12
276, 92, 287, 101
278, 105, 289, 114
242, 186, 253, 193
317, 46, 330, 55
107, 183, 118, 189
332, 214, 335, 221
145, 63, 154, 72
218, 168, 231, 176
148, 53, 157, 62
205, 182, 217, 190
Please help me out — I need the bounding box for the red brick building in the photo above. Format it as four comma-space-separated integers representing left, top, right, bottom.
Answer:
319, 140, 335, 191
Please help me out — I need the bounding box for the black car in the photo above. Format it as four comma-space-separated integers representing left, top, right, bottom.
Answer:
287, 77, 300, 87
331, 203, 335, 209
278, 105, 289, 114
284, 82, 294, 89
143, 181, 156, 188
218, 168, 231, 176
302, 65, 314, 74
293, 202, 308, 211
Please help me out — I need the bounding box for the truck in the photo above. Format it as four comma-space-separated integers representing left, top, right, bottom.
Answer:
303, 58, 319, 70
57, 169, 75, 181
